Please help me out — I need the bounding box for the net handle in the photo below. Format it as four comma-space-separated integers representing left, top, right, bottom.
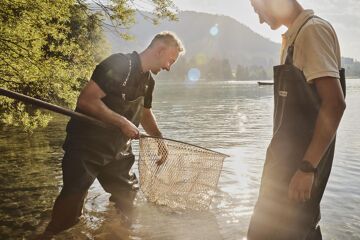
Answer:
0, 88, 229, 158
139, 133, 230, 158
0, 87, 116, 130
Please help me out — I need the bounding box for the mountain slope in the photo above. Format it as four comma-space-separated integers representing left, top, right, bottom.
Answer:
105, 11, 281, 67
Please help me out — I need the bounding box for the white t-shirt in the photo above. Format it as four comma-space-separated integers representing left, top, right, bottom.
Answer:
281, 10, 341, 82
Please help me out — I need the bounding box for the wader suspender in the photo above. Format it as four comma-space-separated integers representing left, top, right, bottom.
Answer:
286, 15, 346, 97
286, 16, 318, 65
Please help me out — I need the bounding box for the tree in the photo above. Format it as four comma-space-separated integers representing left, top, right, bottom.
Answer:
222, 59, 234, 80
0, 0, 178, 132
235, 65, 249, 80
248, 65, 268, 80
204, 58, 221, 80
157, 57, 187, 81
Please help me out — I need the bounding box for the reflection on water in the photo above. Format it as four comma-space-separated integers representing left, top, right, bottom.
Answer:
0, 122, 63, 239
1, 80, 360, 239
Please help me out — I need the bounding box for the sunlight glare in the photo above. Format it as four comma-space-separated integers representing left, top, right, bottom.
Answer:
187, 68, 201, 81
210, 24, 219, 36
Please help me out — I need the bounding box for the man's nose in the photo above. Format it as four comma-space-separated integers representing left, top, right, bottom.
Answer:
165, 64, 170, 71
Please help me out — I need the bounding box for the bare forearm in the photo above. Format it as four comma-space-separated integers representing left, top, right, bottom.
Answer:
76, 80, 139, 138
77, 98, 129, 130
141, 109, 162, 137
303, 103, 345, 167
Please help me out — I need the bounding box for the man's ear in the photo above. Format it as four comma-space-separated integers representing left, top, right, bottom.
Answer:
157, 48, 164, 57
157, 43, 168, 56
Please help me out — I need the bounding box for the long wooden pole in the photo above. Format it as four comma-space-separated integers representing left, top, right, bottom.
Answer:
0, 87, 114, 130
0, 87, 229, 157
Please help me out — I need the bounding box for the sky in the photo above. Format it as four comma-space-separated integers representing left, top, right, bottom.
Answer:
171, 0, 360, 60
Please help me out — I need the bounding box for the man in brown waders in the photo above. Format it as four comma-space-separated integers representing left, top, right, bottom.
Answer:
248, 1, 346, 239
38, 32, 185, 239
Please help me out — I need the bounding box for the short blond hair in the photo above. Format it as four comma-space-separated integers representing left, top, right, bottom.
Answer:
149, 31, 185, 55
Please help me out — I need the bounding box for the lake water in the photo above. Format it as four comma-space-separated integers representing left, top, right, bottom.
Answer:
1, 79, 359, 240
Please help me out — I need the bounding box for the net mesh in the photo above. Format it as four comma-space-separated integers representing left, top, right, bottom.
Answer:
138, 136, 227, 211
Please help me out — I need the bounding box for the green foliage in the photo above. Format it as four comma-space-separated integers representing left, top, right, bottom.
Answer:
0, 0, 177, 132
0, 0, 106, 132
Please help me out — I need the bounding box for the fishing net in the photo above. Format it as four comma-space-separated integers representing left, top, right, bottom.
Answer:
138, 136, 228, 211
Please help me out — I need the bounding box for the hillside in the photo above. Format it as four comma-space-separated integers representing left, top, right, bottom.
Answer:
105, 11, 281, 68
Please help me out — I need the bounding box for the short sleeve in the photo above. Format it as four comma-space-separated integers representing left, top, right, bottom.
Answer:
144, 76, 155, 109
90, 54, 129, 95
295, 22, 340, 82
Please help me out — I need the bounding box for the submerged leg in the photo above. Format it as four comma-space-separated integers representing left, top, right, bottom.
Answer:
40, 151, 97, 237
98, 154, 138, 224
44, 191, 87, 234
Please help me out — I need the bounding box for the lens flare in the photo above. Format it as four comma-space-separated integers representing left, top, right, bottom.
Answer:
187, 68, 201, 82
209, 24, 219, 36
195, 53, 207, 66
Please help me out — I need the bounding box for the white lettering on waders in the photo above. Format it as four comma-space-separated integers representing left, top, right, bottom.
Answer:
279, 91, 288, 97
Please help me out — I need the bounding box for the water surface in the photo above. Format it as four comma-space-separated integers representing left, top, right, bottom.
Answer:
1, 79, 359, 239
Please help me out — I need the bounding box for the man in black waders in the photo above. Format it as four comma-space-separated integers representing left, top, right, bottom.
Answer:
38, 32, 185, 239
248, 1, 346, 239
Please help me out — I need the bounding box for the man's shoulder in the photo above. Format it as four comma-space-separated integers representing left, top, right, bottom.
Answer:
91, 53, 131, 87
302, 16, 335, 35
100, 53, 129, 67
294, 16, 341, 81
296, 16, 337, 46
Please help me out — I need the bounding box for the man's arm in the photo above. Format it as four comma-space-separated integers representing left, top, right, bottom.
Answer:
77, 80, 139, 139
140, 108, 162, 137
288, 76, 346, 202
303, 76, 346, 165
141, 108, 168, 165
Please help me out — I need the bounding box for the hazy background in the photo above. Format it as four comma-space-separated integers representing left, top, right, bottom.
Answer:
107, 0, 360, 80
171, 0, 360, 60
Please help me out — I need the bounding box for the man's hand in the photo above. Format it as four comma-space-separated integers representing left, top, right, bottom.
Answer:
121, 118, 139, 139
288, 170, 314, 202
155, 138, 168, 165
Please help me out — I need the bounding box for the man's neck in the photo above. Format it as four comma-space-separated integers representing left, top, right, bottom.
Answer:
139, 49, 152, 73
283, 3, 304, 28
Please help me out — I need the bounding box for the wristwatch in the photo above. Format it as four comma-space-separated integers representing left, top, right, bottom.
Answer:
298, 161, 317, 174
